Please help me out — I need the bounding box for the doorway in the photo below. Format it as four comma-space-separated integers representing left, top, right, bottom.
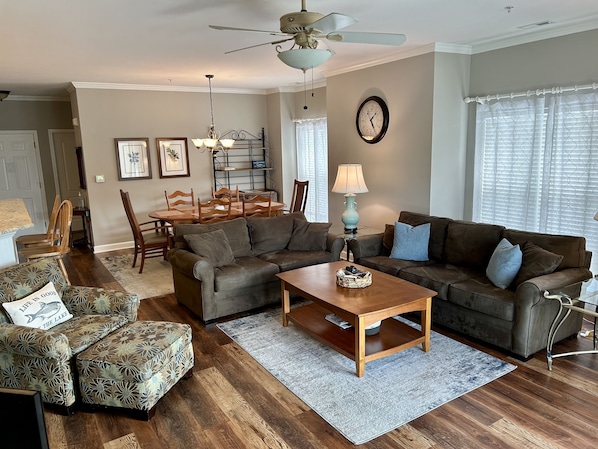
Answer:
0, 131, 47, 236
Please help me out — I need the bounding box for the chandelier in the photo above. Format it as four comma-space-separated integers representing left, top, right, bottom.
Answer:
192, 75, 235, 153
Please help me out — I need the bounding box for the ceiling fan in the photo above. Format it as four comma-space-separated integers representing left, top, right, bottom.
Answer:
210, 0, 406, 71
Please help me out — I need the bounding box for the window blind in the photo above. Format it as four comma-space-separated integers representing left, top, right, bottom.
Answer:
474, 92, 598, 272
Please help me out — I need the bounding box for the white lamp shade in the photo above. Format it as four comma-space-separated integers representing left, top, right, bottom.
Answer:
277, 48, 332, 70
331, 164, 369, 194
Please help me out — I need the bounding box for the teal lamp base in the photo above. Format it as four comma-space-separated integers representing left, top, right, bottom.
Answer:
341, 194, 360, 234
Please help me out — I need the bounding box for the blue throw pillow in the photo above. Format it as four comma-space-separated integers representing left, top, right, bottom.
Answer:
486, 238, 523, 289
389, 222, 430, 261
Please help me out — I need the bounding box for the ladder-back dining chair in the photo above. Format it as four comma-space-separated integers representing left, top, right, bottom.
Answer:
16, 193, 61, 247
289, 179, 309, 213
212, 186, 240, 202
164, 189, 195, 210
242, 193, 272, 218
121, 190, 170, 274
198, 198, 232, 224
19, 199, 73, 282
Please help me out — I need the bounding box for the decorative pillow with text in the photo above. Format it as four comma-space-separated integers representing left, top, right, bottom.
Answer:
2, 282, 73, 330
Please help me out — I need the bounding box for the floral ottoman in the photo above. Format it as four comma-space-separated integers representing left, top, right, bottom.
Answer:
76, 320, 194, 420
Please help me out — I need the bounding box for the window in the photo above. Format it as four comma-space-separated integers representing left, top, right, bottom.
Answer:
295, 119, 328, 222
474, 91, 598, 272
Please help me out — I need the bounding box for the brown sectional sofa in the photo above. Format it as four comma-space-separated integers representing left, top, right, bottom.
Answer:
168, 212, 345, 323
348, 211, 593, 359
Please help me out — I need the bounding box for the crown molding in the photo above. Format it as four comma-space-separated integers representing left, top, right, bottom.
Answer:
471, 16, 598, 54
3, 95, 70, 102
69, 82, 267, 95
322, 42, 471, 78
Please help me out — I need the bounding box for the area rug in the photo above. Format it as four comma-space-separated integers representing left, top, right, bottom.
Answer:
217, 308, 516, 445
97, 253, 173, 300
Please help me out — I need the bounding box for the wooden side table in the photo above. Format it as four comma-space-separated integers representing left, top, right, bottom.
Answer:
72, 207, 94, 251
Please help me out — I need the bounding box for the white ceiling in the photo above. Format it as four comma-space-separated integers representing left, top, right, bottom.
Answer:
2, 0, 598, 97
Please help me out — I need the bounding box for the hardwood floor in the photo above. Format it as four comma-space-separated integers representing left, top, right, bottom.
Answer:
45, 248, 598, 449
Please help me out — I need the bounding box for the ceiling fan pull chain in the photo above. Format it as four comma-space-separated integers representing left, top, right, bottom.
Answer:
303, 70, 308, 110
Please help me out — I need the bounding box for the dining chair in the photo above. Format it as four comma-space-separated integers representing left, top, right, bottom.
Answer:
242, 193, 272, 218
121, 190, 171, 274
18, 199, 73, 282
288, 179, 309, 214
198, 198, 232, 224
16, 193, 61, 247
164, 189, 195, 210
212, 186, 240, 202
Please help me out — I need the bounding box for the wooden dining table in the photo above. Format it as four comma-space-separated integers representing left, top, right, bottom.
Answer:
148, 201, 286, 225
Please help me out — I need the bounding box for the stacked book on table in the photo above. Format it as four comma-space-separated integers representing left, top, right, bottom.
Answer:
325, 313, 352, 329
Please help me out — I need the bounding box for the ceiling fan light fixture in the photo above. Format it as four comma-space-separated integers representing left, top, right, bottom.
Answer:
277, 48, 332, 70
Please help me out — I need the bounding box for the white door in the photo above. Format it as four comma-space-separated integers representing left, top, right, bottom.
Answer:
0, 131, 47, 236
51, 130, 82, 231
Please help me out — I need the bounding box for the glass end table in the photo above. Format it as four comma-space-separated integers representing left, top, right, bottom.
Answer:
544, 278, 598, 370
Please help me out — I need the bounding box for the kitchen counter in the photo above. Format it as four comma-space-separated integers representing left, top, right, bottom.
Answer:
0, 198, 33, 268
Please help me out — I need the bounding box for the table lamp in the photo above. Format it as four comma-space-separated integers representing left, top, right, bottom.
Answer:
331, 164, 369, 234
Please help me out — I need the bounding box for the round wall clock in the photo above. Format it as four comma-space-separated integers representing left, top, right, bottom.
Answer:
356, 96, 389, 144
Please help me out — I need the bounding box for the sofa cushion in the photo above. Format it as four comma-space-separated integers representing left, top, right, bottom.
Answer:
259, 249, 333, 272
398, 211, 452, 261
448, 278, 516, 321
512, 241, 564, 288
214, 256, 280, 292
184, 229, 235, 268
287, 219, 332, 251
390, 222, 430, 261
247, 213, 299, 256
486, 238, 523, 289
52, 314, 130, 354
2, 282, 73, 330
444, 221, 505, 269
175, 218, 252, 258
357, 256, 433, 276
382, 224, 395, 256
399, 264, 479, 300
502, 229, 586, 269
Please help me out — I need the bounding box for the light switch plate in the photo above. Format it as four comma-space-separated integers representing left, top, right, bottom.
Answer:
95, 175, 105, 183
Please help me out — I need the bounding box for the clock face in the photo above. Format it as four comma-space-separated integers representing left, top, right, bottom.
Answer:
356, 96, 389, 144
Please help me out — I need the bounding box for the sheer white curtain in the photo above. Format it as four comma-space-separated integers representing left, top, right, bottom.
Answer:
474, 91, 598, 272
295, 118, 328, 222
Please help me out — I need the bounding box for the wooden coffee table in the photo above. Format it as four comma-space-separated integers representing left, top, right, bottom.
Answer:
277, 261, 437, 377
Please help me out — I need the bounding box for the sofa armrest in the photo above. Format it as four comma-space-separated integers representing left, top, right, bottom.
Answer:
61, 286, 140, 322
347, 233, 384, 261
0, 323, 72, 360
168, 248, 215, 298
512, 267, 592, 358
326, 234, 345, 261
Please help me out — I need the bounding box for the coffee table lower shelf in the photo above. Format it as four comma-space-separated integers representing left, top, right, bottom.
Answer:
286, 303, 425, 366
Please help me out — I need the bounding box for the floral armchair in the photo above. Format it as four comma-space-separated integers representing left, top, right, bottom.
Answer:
0, 258, 140, 414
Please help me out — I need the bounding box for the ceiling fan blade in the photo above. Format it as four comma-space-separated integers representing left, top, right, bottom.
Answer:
326, 31, 406, 46
224, 37, 294, 54
210, 25, 284, 36
310, 13, 357, 34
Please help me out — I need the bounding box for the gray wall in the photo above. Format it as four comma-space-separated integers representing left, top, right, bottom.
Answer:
326, 53, 438, 231
0, 99, 73, 209
73, 87, 269, 250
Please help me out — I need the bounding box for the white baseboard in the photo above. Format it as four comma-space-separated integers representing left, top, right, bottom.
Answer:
93, 241, 134, 254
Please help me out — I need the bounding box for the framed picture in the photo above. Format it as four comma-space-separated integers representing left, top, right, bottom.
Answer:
157, 138, 190, 178
115, 138, 152, 180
